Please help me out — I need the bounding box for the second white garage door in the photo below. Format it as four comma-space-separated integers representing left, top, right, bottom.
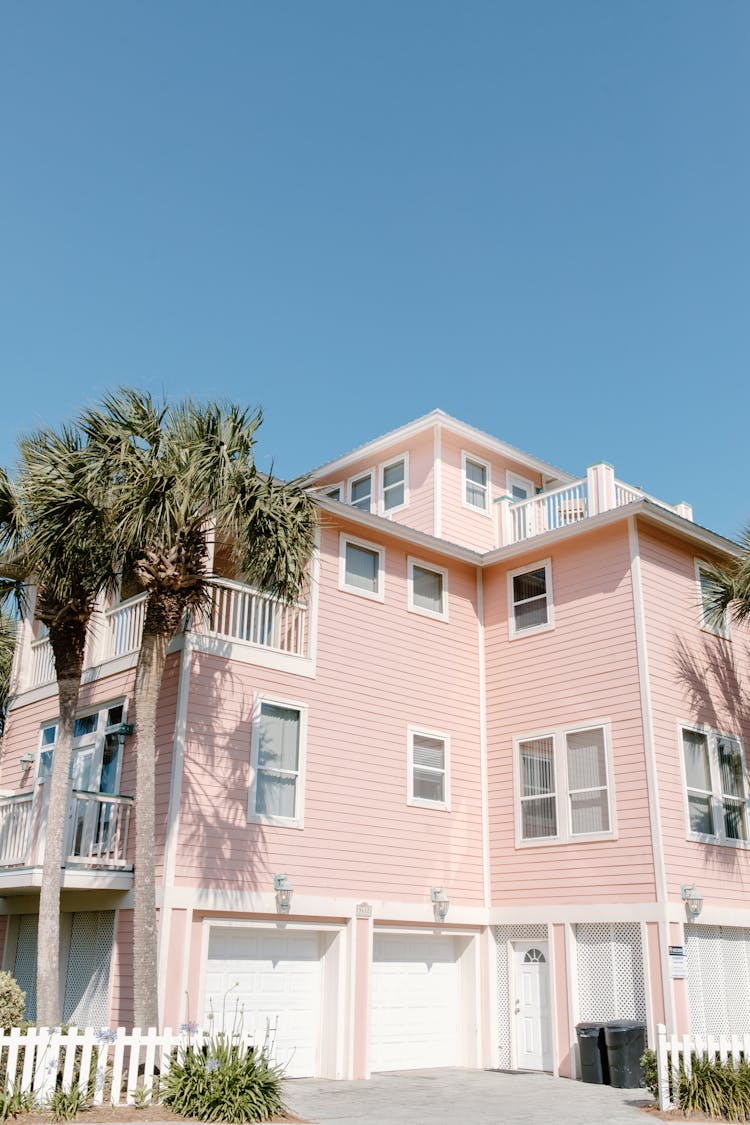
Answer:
370, 933, 459, 1071
204, 927, 322, 1077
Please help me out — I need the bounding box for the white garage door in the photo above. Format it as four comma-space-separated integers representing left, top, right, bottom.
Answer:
204, 927, 322, 1077
371, 933, 459, 1071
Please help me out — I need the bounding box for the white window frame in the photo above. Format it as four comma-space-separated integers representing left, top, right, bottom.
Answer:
37, 699, 129, 794
338, 533, 385, 602
324, 482, 344, 502
380, 454, 409, 515
407, 726, 451, 811
695, 559, 730, 639
679, 723, 749, 848
461, 451, 491, 515
506, 470, 535, 501
513, 721, 615, 848
347, 469, 375, 513
407, 556, 448, 622
248, 693, 308, 830
507, 558, 554, 640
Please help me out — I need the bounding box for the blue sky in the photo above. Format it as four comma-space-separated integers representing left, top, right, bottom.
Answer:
1, 1, 748, 538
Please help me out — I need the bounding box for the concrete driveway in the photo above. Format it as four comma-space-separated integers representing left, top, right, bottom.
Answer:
285, 1068, 654, 1125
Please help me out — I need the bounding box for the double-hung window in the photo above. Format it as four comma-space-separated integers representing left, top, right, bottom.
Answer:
408, 558, 448, 620
462, 453, 490, 512
508, 560, 553, 638
249, 698, 306, 828
382, 458, 406, 512
339, 534, 385, 601
408, 728, 449, 809
349, 472, 373, 512
516, 724, 613, 845
682, 726, 748, 844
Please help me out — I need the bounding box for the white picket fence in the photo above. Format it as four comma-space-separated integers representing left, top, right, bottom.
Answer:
656, 1022, 750, 1110
0, 1025, 257, 1106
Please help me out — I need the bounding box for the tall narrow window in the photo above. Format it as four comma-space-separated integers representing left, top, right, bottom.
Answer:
463, 455, 489, 511
696, 561, 729, 637
408, 559, 448, 620
566, 728, 610, 835
683, 729, 714, 836
409, 730, 449, 808
509, 561, 552, 637
519, 737, 557, 840
718, 736, 748, 841
382, 459, 406, 511
349, 473, 373, 512
252, 702, 302, 823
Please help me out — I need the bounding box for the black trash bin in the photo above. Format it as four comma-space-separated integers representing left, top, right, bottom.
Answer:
575, 1023, 609, 1084
603, 1022, 647, 1088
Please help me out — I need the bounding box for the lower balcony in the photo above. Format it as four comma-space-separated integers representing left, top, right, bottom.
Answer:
0, 786, 134, 893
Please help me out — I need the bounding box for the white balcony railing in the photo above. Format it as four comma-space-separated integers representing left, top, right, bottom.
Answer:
105, 594, 147, 660
29, 637, 55, 687
205, 578, 307, 656
0, 785, 133, 872
498, 463, 689, 547
0, 793, 35, 867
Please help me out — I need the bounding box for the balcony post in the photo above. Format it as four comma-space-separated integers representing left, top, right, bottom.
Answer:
495, 496, 515, 546
587, 463, 616, 515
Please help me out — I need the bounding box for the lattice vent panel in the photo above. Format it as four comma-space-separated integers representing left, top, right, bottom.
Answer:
685, 925, 750, 1037
494, 924, 549, 1070
576, 923, 646, 1022
13, 915, 38, 1022
63, 911, 115, 1028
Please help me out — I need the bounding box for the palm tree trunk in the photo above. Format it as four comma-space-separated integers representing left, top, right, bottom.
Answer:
37, 662, 83, 1026
132, 628, 170, 1030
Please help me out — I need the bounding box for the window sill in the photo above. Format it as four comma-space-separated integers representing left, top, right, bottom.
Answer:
339, 583, 385, 603
248, 814, 305, 831
408, 604, 449, 623
515, 831, 616, 849
407, 797, 451, 812
687, 831, 750, 850
460, 499, 492, 519
508, 621, 555, 642
699, 625, 731, 642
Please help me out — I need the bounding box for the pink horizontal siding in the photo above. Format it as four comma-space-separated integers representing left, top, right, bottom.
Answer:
638, 522, 750, 906
174, 518, 485, 904
485, 523, 657, 904
315, 429, 436, 536
438, 429, 545, 553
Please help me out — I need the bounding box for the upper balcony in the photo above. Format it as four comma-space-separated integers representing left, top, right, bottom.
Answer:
0, 783, 134, 892
495, 462, 693, 548
22, 578, 310, 693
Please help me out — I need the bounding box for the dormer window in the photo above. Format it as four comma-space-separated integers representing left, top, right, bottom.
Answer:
462, 453, 490, 512
382, 458, 406, 512
349, 473, 373, 513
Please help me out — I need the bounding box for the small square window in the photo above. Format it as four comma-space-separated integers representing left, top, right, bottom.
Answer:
408, 729, 449, 809
508, 560, 553, 639
325, 485, 342, 501
408, 558, 448, 620
463, 454, 490, 512
382, 459, 406, 512
349, 473, 373, 512
339, 535, 385, 601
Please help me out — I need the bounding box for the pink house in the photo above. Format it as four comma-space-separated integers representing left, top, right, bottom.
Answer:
1, 409, 748, 1080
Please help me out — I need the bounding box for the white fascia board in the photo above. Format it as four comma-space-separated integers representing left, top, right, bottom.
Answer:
314, 496, 483, 565
306, 409, 574, 485
481, 499, 743, 567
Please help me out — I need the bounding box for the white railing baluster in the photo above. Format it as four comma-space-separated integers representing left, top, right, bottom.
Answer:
103, 595, 147, 662
203, 579, 308, 657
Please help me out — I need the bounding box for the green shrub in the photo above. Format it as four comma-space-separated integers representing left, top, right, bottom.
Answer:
161, 1036, 285, 1123
0, 974, 25, 1030
0, 1086, 33, 1122
640, 1048, 658, 1099
47, 1083, 93, 1123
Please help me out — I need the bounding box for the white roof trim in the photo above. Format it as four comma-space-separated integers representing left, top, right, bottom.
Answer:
306, 409, 574, 484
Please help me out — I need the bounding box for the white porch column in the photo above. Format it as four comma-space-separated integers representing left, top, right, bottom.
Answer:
495, 496, 514, 546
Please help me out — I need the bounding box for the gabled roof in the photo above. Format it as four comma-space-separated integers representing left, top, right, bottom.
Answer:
306, 409, 575, 484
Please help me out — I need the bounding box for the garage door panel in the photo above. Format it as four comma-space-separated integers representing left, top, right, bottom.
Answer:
371, 933, 459, 1072
205, 927, 322, 1078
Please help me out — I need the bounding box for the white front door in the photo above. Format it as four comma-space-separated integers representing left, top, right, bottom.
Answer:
512, 941, 552, 1071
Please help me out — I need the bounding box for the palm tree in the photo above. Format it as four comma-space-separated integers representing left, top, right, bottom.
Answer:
704, 532, 750, 628
0, 612, 16, 736
0, 432, 114, 1025
81, 391, 316, 1028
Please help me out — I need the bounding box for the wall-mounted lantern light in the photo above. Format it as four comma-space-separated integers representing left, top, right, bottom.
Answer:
20, 753, 34, 768
681, 884, 704, 918
113, 723, 135, 739
274, 874, 293, 914
431, 887, 449, 922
